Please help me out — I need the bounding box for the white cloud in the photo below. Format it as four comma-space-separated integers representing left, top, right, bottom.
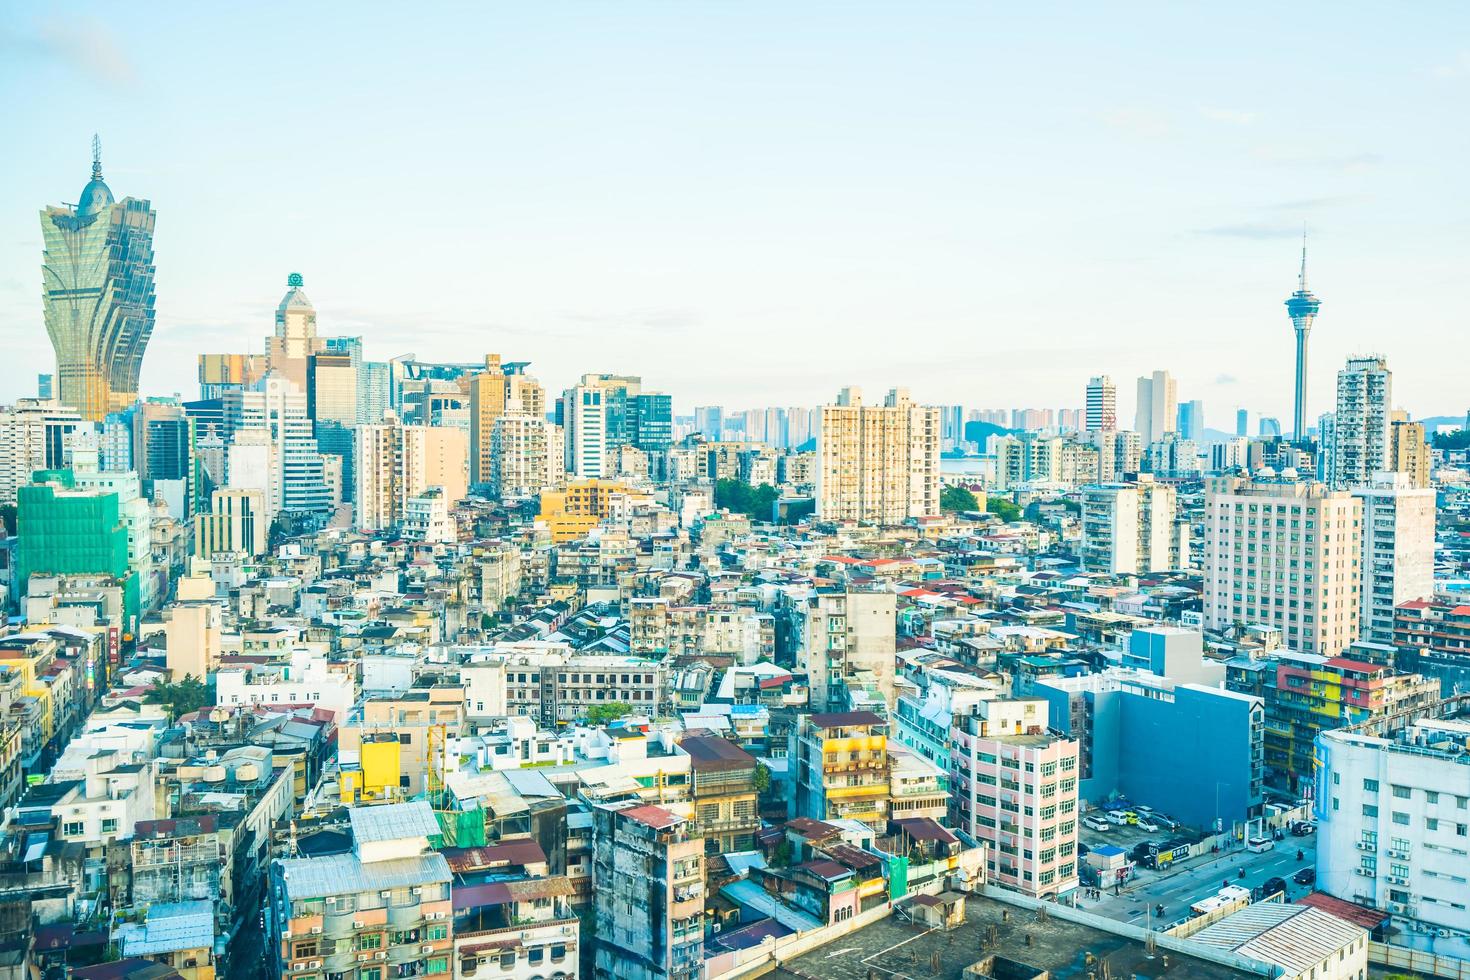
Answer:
1200, 107, 1257, 126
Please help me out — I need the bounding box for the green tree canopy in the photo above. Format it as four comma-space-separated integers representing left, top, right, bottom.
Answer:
987, 497, 1022, 522
145, 675, 211, 721
714, 479, 780, 521
585, 701, 634, 726
940, 485, 980, 512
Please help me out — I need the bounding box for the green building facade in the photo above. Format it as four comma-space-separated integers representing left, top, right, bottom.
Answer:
15, 471, 139, 628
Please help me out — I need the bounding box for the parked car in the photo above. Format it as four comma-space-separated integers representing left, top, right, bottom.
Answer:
1153, 814, 1181, 831
1246, 836, 1275, 854
1106, 809, 1133, 825
1130, 842, 1156, 863
1290, 820, 1316, 836
1083, 814, 1112, 832
1136, 818, 1161, 832
1293, 868, 1316, 886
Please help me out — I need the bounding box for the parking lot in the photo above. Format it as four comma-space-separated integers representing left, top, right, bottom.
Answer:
1076, 811, 1318, 929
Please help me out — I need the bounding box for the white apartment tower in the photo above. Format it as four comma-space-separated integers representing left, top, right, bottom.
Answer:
0, 399, 81, 503
1329, 356, 1393, 490
1203, 473, 1361, 656
221, 373, 331, 518
1085, 375, 1117, 433
1134, 370, 1177, 445
815, 386, 941, 523
1353, 472, 1436, 644
564, 384, 607, 479
1079, 475, 1179, 574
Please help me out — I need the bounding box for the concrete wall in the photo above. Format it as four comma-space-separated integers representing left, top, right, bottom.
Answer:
1116, 685, 1257, 829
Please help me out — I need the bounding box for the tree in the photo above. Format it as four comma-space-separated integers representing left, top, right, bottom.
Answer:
987, 497, 1022, 522
940, 485, 979, 513
585, 701, 633, 726
145, 675, 211, 721
0, 503, 15, 536
753, 762, 772, 793
714, 478, 780, 521
1435, 430, 1470, 450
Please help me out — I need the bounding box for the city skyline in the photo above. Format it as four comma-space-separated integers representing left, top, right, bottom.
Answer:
3, 4, 1469, 421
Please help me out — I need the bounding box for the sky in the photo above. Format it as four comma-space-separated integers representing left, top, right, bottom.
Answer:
3, 2, 1468, 430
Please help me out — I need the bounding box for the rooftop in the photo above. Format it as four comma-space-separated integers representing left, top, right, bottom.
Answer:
769, 896, 1259, 980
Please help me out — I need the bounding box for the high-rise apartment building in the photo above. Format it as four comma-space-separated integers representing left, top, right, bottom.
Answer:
1353, 472, 1435, 644
1134, 370, 1177, 445
949, 698, 1079, 899
815, 386, 940, 523
1092, 429, 1143, 482
1203, 475, 1362, 656
265, 273, 324, 390
792, 588, 897, 712
1388, 413, 1431, 488
41, 141, 157, 421
0, 400, 81, 504
490, 412, 564, 499
469, 354, 508, 485
693, 406, 722, 439
355, 413, 469, 532
1085, 376, 1116, 433
593, 802, 704, 980
1079, 475, 1180, 574
940, 404, 964, 445
1328, 356, 1392, 490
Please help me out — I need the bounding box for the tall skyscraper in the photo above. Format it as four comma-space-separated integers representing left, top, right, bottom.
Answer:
815, 386, 940, 523
266, 273, 324, 390
1177, 399, 1205, 442
41, 138, 157, 421
1388, 413, 1431, 488
37, 375, 53, 399
1285, 236, 1321, 441
1085, 376, 1116, 433
1327, 355, 1392, 490
221, 373, 331, 519
1235, 408, 1249, 437
1134, 370, 1177, 444
564, 384, 608, 479
0, 399, 81, 504
693, 406, 723, 439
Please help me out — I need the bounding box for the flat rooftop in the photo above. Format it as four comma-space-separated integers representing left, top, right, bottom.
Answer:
768, 896, 1261, 980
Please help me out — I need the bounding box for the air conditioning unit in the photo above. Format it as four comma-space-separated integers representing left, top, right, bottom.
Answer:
422, 945, 435, 954
353, 922, 365, 930
310, 927, 323, 936
294, 964, 306, 972
1438, 929, 1451, 938
1387, 849, 1409, 860
1389, 902, 1410, 915
308, 963, 322, 971
380, 890, 392, 898
1386, 875, 1409, 885
411, 886, 422, 895
1355, 842, 1375, 851
282, 930, 293, 940
1356, 868, 1377, 878
374, 952, 388, 961
357, 955, 371, 963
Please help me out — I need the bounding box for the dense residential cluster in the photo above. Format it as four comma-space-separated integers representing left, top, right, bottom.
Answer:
6, 148, 1470, 980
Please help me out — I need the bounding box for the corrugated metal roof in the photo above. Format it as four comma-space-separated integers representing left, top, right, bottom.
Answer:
1190, 903, 1366, 974
115, 901, 214, 956
348, 801, 440, 843
277, 852, 451, 901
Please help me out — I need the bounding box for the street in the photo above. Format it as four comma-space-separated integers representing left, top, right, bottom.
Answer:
1075, 824, 1317, 930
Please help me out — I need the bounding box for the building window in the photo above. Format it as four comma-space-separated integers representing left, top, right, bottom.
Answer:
1392, 812, 1410, 826
1363, 779, 1379, 792
63, 821, 84, 836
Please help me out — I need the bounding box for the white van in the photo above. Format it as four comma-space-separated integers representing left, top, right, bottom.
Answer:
1246, 836, 1275, 854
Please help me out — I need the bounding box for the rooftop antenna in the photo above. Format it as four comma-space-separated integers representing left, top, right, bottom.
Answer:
91, 133, 103, 180
1298, 224, 1308, 291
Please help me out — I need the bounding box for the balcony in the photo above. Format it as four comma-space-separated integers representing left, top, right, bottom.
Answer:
388, 903, 423, 929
